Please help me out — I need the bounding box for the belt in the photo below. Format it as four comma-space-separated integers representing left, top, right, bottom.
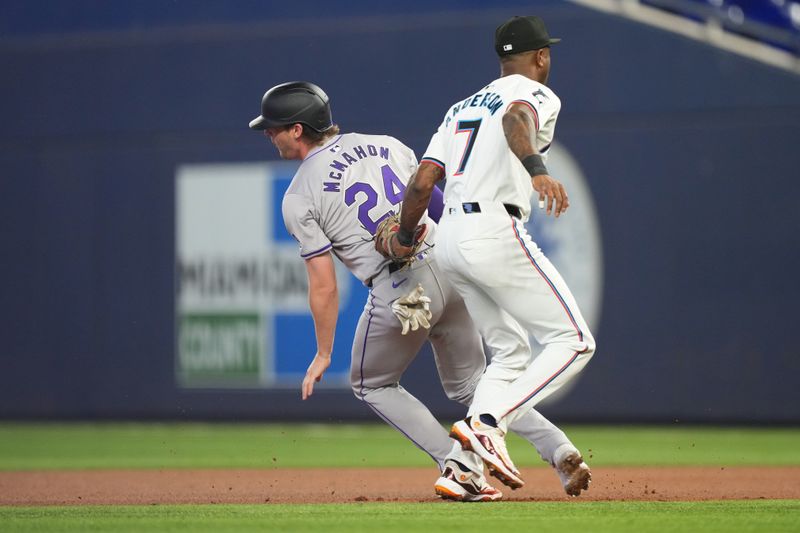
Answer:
461, 202, 522, 219
368, 247, 432, 287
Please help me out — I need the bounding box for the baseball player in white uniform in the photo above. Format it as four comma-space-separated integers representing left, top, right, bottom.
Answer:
376, 16, 595, 490
250, 80, 591, 501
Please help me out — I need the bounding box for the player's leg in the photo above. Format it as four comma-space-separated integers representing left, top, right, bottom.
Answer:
435, 209, 588, 488
434, 209, 537, 418
430, 288, 590, 494
429, 256, 556, 450
425, 261, 486, 406
350, 276, 453, 470
437, 271, 533, 420
429, 259, 586, 493
479, 218, 596, 429
508, 409, 591, 496
424, 260, 491, 476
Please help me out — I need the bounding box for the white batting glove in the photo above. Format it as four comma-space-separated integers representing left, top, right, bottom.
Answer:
391, 283, 432, 335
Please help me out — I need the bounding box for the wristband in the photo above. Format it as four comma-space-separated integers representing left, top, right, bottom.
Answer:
521, 154, 548, 177
397, 226, 414, 247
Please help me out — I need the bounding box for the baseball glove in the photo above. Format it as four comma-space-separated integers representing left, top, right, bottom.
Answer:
391, 283, 432, 335
374, 213, 429, 265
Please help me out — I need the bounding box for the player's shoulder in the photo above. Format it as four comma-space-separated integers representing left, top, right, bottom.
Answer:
504, 74, 561, 109
349, 131, 416, 160
283, 174, 314, 204
284, 163, 318, 201
281, 189, 312, 216
348, 131, 409, 149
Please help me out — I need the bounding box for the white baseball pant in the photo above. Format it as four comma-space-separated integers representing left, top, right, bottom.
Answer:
436, 200, 596, 432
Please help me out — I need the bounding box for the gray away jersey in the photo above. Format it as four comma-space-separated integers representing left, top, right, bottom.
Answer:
282, 132, 430, 285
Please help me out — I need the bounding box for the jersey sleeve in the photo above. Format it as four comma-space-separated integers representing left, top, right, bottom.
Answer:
507, 79, 542, 133
420, 119, 448, 173
507, 77, 559, 134
400, 141, 419, 181
402, 133, 444, 221
281, 193, 332, 259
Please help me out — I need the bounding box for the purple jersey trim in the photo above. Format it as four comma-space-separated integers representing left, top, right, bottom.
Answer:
300, 242, 332, 258
428, 185, 444, 224
358, 293, 377, 395
304, 134, 344, 162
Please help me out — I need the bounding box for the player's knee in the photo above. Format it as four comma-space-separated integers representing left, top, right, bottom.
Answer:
351, 383, 392, 403
442, 373, 481, 406
351, 382, 369, 402
445, 384, 474, 406
579, 328, 596, 359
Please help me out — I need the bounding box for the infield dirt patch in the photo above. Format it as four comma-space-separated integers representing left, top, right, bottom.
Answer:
1, 466, 797, 505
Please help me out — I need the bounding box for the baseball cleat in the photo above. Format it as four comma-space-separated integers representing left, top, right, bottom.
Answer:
554, 450, 591, 497
434, 459, 503, 502
449, 417, 524, 489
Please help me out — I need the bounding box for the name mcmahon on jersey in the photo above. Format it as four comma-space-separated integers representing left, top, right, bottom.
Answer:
324, 143, 391, 192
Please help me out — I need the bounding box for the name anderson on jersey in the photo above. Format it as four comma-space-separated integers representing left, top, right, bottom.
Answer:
324, 143, 390, 193
444, 90, 504, 127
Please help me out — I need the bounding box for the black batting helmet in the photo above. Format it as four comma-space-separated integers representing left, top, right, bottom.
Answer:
249, 81, 333, 132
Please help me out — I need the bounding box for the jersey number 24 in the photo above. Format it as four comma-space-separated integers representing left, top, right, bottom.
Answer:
344, 164, 406, 235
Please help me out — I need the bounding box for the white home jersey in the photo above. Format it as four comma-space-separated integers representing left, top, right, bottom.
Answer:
421, 74, 561, 220
282, 132, 432, 285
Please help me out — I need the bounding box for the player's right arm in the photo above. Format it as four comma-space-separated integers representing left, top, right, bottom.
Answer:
282, 192, 339, 399
395, 161, 445, 254
301, 251, 338, 400
503, 102, 568, 217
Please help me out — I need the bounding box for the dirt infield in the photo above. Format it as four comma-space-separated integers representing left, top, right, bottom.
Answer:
2, 466, 798, 505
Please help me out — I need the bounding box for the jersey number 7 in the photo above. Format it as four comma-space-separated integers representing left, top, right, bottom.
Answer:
454, 119, 482, 175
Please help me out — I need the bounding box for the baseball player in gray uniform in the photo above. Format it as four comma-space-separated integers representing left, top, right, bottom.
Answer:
249, 80, 591, 501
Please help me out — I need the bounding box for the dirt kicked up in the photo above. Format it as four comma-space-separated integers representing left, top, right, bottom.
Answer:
2, 466, 798, 505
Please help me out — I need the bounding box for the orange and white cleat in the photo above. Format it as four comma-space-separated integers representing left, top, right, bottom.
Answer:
449, 417, 524, 489
434, 459, 503, 502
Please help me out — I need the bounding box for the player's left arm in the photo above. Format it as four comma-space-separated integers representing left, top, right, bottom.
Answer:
503, 102, 568, 217
301, 251, 338, 400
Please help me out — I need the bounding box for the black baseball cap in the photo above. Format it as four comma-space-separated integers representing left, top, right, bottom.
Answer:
495, 16, 561, 57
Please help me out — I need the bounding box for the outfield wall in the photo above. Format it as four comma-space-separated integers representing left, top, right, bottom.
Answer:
1, 1, 799, 422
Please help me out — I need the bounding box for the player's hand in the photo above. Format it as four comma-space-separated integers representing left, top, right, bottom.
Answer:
532, 174, 569, 217
388, 233, 414, 259
301, 353, 331, 400
374, 214, 429, 263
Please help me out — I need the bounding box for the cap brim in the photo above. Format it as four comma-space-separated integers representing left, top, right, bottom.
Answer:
249, 115, 266, 130
548, 38, 561, 45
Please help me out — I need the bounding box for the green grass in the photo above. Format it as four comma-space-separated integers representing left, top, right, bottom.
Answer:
1, 501, 799, 532
0, 423, 798, 470
1, 424, 798, 532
